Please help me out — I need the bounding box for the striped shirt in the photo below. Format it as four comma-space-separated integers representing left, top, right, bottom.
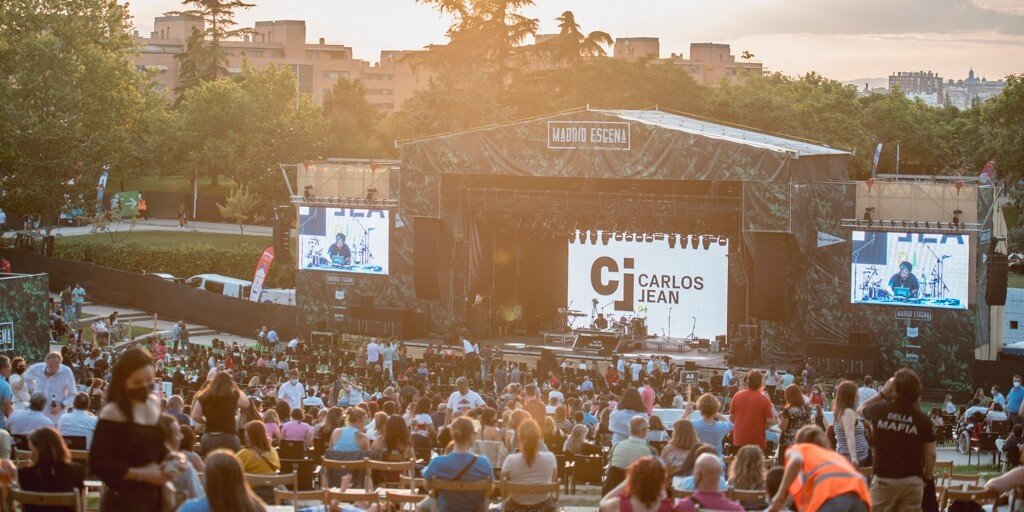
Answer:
834, 415, 870, 464
609, 436, 657, 469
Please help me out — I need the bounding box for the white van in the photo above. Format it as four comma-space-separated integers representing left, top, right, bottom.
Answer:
185, 274, 252, 300
258, 288, 295, 306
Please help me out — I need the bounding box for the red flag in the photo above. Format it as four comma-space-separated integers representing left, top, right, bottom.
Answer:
249, 246, 275, 302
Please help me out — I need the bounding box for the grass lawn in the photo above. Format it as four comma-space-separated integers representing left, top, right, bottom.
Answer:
118, 175, 237, 195
60, 230, 272, 252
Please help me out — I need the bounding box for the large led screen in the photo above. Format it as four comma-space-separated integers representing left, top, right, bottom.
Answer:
567, 233, 728, 340
297, 206, 390, 275
851, 230, 970, 309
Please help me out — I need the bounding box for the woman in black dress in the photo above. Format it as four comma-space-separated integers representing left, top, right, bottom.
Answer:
191, 370, 249, 454
89, 348, 182, 512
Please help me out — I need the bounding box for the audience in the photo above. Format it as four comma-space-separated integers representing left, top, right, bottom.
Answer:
501, 419, 558, 512
598, 456, 675, 512
728, 445, 768, 509
157, 414, 205, 503
609, 389, 647, 444
691, 393, 733, 456
728, 370, 779, 452
777, 383, 810, 460
7, 392, 55, 436
281, 407, 314, 447
179, 450, 265, 512
18, 427, 85, 512
661, 419, 698, 473
422, 417, 493, 512
675, 454, 744, 512
768, 425, 870, 512
833, 380, 871, 467
57, 392, 97, 448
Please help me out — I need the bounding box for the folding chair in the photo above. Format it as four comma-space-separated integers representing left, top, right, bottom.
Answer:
245, 472, 298, 499
729, 488, 769, 503
385, 490, 429, 511
279, 439, 307, 460
368, 459, 417, 490
61, 436, 87, 450
322, 457, 371, 490
944, 485, 998, 508
325, 488, 380, 508
569, 454, 604, 495
970, 432, 1000, 465
273, 488, 326, 506
10, 487, 83, 512
428, 478, 492, 509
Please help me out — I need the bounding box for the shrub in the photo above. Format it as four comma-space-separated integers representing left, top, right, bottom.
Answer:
54, 241, 295, 288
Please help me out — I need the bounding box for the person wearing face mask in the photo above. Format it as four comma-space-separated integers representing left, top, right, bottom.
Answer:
278, 369, 305, 410
90, 348, 186, 512
24, 352, 77, 423
1008, 375, 1024, 426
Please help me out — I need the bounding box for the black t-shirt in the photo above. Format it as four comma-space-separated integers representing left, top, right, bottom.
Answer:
863, 400, 935, 478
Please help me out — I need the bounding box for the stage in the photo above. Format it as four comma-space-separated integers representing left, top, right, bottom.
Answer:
402, 334, 731, 370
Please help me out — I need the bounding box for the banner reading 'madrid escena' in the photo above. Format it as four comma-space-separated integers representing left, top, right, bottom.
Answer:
567, 233, 729, 340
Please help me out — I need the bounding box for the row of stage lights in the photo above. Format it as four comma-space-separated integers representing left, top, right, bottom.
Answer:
569, 230, 728, 250
861, 207, 964, 229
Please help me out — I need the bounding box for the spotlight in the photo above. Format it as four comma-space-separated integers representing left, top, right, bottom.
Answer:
365, 188, 378, 205
580, 231, 589, 244
863, 207, 875, 227
901, 220, 908, 228
590, 230, 597, 245
701, 236, 712, 250
953, 209, 962, 227
624, 233, 634, 242
569, 230, 577, 244
668, 235, 676, 249
681, 235, 689, 250
718, 237, 727, 247
645, 234, 654, 243
601, 232, 611, 245
614, 232, 623, 242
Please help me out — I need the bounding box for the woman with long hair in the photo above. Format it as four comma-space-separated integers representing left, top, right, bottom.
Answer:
832, 380, 871, 467
367, 411, 388, 442
90, 348, 179, 512
563, 423, 602, 456
237, 420, 280, 474
501, 419, 558, 512
263, 409, 282, 442
728, 445, 766, 490
609, 388, 647, 444
9, 356, 29, 410
371, 415, 415, 487
410, 397, 436, 457
778, 384, 811, 461
191, 371, 250, 454
542, 417, 565, 455
18, 427, 85, 510
598, 456, 674, 512
646, 415, 669, 443
661, 419, 698, 474
552, 406, 572, 434
479, 407, 503, 442
317, 407, 344, 446
179, 450, 264, 512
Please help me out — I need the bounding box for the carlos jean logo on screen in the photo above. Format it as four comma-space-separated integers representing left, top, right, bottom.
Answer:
548, 121, 631, 151
0, 322, 13, 351
591, 257, 704, 309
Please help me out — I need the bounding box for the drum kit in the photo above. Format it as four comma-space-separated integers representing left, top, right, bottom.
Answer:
554, 307, 648, 339
857, 264, 948, 301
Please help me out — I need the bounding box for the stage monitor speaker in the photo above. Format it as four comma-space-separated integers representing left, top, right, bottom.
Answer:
272, 218, 291, 262
684, 361, 697, 371
413, 217, 441, 300
987, 251, 1008, 306
749, 233, 792, 322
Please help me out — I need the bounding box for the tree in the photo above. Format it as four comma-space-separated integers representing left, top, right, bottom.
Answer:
413, 0, 538, 90
323, 78, 391, 158
0, 0, 160, 233
169, 64, 328, 206
538, 11, 612, 67
167, 0, 255, 97
217, 186, 264, 237
981, 74, 1024, 180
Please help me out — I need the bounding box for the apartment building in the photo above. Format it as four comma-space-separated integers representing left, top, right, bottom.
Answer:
134, 16, 430, 112
612, 38, 763, 84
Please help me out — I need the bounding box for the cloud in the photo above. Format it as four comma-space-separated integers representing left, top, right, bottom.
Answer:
722, 0, 1024, 37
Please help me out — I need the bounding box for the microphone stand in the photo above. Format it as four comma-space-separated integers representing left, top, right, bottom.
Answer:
922, 241, 950, 299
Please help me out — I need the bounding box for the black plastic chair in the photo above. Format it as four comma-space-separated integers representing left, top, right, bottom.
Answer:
969, 432, 999, 465
570, 454, 604, 495
279, 440, 306, 460
61, 436, 87, 450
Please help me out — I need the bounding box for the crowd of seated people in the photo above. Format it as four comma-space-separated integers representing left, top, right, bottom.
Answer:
3, 331, 1024, 511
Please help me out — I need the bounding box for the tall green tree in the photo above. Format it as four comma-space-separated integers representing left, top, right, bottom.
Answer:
981, 74, 1024, 179
0, 0, 159, 233
323, 78, 390, 158
538, 11, 612, 66
167, 0, 255, 97
170, 64, 328, 205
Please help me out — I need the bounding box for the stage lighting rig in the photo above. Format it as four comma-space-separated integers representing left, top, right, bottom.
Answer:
590, 230, 598, 245
681, 235, 690, 250
614, 232, 623, 242
668, 234, 676, 249
601, 231, 611, 245
953, 209, 962, 228
701, 236, 712, 250
569, 230, 577, 244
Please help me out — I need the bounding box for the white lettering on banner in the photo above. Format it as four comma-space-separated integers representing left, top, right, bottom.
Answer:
817, 231, 845, 248
548, 121, 631, 151
567, 235, 728, 340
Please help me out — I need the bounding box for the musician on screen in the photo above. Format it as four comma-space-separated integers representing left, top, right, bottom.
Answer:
328, 232, 352, 265
888, 260, 920, 298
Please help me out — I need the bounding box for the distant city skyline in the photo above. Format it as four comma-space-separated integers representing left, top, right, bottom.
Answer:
123, 0, 1024, 82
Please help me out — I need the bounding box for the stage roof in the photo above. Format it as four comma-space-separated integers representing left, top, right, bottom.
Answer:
400, 108, 849, 185
598, 109, 849, 157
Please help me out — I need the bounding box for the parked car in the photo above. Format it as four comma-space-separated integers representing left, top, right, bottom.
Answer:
185, 274, 252, 300
143, 272, 186, 285
258, 288, 295, 306
1010, 253, 1024, 274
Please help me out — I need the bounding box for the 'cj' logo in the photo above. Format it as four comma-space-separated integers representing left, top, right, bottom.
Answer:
591, 257, 634, 310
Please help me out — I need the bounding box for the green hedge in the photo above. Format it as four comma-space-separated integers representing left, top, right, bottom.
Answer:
55, 241, 295, 288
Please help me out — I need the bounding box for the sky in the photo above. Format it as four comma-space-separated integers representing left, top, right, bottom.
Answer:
124, 0, 1024, 82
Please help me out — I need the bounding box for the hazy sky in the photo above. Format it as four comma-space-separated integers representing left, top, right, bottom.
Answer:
124, 0, 1024, 82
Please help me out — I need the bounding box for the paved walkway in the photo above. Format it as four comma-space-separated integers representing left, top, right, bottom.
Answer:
39, 218, 271, 238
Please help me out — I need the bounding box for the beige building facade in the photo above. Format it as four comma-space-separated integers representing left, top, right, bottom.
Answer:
134, 16, 430, 112
612, 38, 763, 84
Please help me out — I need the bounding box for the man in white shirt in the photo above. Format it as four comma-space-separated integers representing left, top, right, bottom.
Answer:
278, 370, 305, 410
302, 388, 325, 409
445, 377, 486, 425
382, 341, 397, 382
547, 382, 565, 406
617, 357, 627, 379
58, 393, 98, 448
630, 359, 642, 383
366, 339, 381, 366
722, 366, 735, 389
7, 393, 55, 436
856, 376, 878, 407
24, 352, 77, 422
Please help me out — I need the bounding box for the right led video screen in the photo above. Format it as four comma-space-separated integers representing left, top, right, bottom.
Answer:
850, 230, 970, 310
